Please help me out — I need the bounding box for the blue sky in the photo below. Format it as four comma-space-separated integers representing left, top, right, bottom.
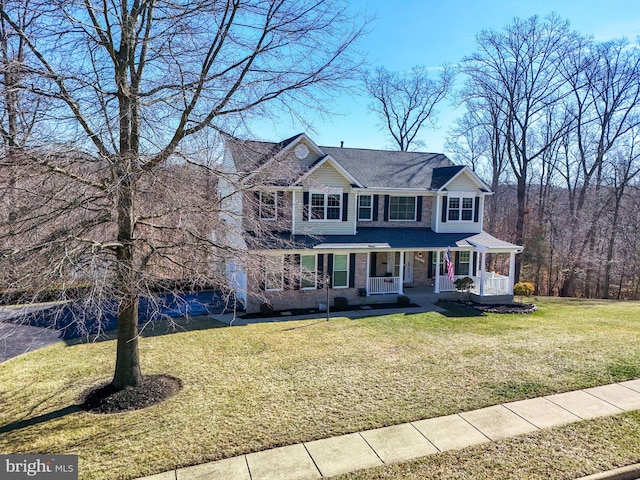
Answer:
252, 0, 640, 153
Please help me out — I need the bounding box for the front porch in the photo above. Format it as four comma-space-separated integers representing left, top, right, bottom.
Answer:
365, 248, 517, 299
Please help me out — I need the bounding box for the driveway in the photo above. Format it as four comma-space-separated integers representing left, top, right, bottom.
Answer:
0, 315, 63, 363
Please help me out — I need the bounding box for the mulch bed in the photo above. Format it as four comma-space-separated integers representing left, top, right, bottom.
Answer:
241, 302, 420, 319
80, 374, 182, 414
443, 300, 537, 314
476, 302, 537, 314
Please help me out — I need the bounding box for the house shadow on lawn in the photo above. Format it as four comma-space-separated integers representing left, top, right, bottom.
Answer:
436, 301, 486, 318
64, 315, 228, 346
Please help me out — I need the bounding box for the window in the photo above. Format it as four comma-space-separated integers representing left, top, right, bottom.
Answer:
457, 251, 470, 275
264, 256, 284, 291
448, 196, 474, 221
358, 195, 373, 221
310, 192, 341, 221
333, 254, 348, 288
389, 196, 416, 221
258, 192, 277, 220
301, 255, 317, 289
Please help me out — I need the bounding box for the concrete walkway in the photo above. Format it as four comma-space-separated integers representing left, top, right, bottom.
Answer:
213, 302, 446, 327
137, 379, 640, 480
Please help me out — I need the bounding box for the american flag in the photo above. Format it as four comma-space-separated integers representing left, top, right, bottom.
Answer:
444, 248, 455, 281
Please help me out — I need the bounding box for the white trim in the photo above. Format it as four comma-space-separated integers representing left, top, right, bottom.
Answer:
446, 194, 475, 223
388, 195, 417, 222
300, 254, 317, 290
398, 251, 405, 294
509, 251, 516, 294
357, 194, 373, 221
479, 251, 486, 296
309, 190, 343, 222
332, 253, 349, 289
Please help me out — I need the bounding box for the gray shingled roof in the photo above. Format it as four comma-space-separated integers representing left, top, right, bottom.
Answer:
226, 133, 303, 174
461, 232, 523, 250
322, 146, 453, 189
248, 228, 521, 251
226, 135, 473, 191
430, 165, 465, 190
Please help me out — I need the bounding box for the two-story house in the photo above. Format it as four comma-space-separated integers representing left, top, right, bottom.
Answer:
219, 133, 523, 314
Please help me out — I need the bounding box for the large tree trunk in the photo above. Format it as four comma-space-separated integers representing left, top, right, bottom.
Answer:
514, 173, 527, 282
111, 165, 143, 389
112, 293, 142, 388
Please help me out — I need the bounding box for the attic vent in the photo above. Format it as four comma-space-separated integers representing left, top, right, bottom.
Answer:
294, 144, 309, 159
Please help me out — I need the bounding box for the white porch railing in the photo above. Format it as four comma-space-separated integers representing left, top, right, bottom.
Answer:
480, 273, 510, 295
438, 273, 511, 296
368, 276, 401, 294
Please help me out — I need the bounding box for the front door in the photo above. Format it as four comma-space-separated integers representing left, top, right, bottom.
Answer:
404, 253, 414, 284
386, 252, 414, 284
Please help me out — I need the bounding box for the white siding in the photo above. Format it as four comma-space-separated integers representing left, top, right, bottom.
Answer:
432, 171, 487, 233
294, 163, 356, 235
219, 147, 247, 249
433, 194, 484, 234
446, 171, 481, 192
437, 219, 483, 234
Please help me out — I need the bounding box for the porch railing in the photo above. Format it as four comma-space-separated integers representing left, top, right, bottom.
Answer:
368, 276, 401, 295
438, 273, 510, 296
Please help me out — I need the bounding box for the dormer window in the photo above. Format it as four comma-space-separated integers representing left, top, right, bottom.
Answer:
311, 191, 342, 221
448, 196, 474, 221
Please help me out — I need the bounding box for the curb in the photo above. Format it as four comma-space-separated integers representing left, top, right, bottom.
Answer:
576, 464, 640, 480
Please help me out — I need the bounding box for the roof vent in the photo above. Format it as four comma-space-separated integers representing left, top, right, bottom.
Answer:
340, 141, 344, 148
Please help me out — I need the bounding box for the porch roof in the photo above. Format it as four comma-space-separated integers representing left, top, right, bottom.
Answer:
252, 227, 521, 252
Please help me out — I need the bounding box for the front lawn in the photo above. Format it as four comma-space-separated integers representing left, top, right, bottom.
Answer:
1, 298, 639, 480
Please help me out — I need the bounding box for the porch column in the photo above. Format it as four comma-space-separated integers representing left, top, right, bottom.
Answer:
479, 251, 486, 296
508, 251, 516, 294
434, 250, 441, 293
468, 250, 473, 277
398, 251, 404, 295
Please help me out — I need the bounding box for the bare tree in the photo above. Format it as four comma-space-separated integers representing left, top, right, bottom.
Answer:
364, 65, 453, 151
557, 38, 640, 296
461, 14, 578, 282
0, 0, 364, 391
447, 98, 509, 235
602, 134, 640, 298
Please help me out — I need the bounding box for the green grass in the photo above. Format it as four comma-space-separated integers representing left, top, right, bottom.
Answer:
1, 297, 640, 479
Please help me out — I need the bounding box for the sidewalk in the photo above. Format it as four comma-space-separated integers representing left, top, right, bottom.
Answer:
212, 303, 446, 327
137, 379, 640, 480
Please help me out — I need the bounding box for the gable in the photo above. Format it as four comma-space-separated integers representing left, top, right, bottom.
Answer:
437, 166, 491, 193
445, 171, 483, 192
300, 160, 353, 189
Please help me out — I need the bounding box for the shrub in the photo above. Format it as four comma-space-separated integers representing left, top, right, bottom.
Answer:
259, 302, 274, 315
397, 294, 411, 306
454, 277, 474, 305
333, 296, 349, 310
513, 282, 534, 299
